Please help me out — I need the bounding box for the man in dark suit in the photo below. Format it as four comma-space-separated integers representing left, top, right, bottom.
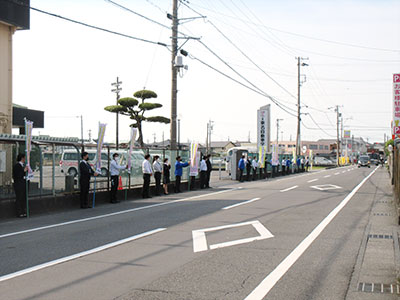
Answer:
205, 154, 212, 188
79, 152, 98, 208
13, 153, 28, 217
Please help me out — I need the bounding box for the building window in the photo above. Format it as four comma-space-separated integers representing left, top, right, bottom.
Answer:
319, 145, 324, 150
324, 146, 329, 150
309, 144, 318, 150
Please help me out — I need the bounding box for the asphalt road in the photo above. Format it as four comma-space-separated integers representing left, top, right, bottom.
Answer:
0, 165, 382, 300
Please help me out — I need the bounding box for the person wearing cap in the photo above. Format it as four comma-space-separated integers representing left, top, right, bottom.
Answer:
110, 153, 127, 203
200, 155, 208, 189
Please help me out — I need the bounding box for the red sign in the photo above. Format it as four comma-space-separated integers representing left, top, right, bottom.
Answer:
393, 73, 400, 138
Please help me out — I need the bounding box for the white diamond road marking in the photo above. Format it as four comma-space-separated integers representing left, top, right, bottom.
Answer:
192, 220, 274, 253
310, 184, 342, 191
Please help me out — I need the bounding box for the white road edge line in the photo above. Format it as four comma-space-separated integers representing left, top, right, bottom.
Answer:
280, 185, 299, 193
244, 166, 379, 300
324, 175, 331, 178
222, 198, 261, 210
0, 228, 166, 282
307, 179, 318, 183
0, 188, 238, 239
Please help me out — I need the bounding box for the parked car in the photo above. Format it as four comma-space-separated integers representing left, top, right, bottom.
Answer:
358, 155, 370, 168
313, 156, 334, 166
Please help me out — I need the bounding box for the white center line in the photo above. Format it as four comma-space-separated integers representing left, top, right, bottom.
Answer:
222, 198, 261, 210
0, 228, 166, 282
280, 185, 299, 193
244, 166, 379, 300
334, 172, 340, 175
307, 179, 318, 183
324, 175, 331, 178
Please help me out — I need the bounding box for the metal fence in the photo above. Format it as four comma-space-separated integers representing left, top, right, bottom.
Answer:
0, 135, 193, 202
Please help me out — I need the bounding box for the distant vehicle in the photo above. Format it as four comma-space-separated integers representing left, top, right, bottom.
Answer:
60, 150, 109, 177
60, 149, 145, 177
358, 155, 370, 168
368, 153, 380, 165
313, 156, 334, 166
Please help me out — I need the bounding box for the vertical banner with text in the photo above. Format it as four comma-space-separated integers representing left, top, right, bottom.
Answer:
257, 105, 271, 152
25, 119, 34, 178
95, 123, 107, 173
393, 73, 400, 139
127, 127, 137, 172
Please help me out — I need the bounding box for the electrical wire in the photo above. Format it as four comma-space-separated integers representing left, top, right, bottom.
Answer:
6, 0, 168, 47
188, 1, 400, 53
180, 0, 299, 102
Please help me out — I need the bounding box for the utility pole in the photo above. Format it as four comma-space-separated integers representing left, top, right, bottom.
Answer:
178, 118, 181, 149
335, 106, 341, 166
111, 77, 122, 150
170, 0, 178, 150
153, 133, 156, 144
80, 115, 84, 152
296, 57, 308, 156
206, 120, 214, 155
276, 119, 283, 153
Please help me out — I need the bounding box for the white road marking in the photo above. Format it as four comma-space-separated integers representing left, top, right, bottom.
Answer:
280, 185, 298, 192
244, 166, 379, 300
222, 198, 260, 210
0, 188, 239, 239
334, 172, 340, 175
342, 171, 346, 174
0, 228, 166, 282
307, 179, 318, 183
347, 169, 351, 172
192, 220, 273, 253
310, 184, 342, 191
324, 175, 331, 178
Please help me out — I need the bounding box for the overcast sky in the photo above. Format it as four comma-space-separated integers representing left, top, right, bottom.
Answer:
12, 0, 400, 144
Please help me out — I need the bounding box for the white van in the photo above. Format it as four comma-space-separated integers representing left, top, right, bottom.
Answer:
60, 150, 110, 177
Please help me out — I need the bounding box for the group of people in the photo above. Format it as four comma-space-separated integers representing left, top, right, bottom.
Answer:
237, 155, 311, 182
141, 154, 192, 198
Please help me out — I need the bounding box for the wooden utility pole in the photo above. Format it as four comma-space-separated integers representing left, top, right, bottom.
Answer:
170, 0, 178, 150
111, 77, 122, 150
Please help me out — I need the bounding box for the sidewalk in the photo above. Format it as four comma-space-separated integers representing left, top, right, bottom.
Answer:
346, 167, 400, 299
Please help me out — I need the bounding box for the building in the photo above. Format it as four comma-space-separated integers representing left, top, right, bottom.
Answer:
275, 139, 335, 155
0, 1, 30, 186
210, 141, 236, 155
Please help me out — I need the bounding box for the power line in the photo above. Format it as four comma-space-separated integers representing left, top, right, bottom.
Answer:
181, 1, 299, 103
187, 53, 297, 117
7, 0, 168, 47
188, 1, 400, 53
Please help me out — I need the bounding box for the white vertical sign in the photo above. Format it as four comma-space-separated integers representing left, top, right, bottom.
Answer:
257, 105, 270, 152
393, 73, 400, 139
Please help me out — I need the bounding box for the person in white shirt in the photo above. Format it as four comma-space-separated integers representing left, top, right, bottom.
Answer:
110, 153, 127, 203
200, 156, 208, 189
152, 155, 163, 196
142, 154, 153, 198
251, 157, 258, 180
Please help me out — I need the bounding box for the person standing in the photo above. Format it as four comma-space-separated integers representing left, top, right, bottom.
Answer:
162, 158, 171, 195
110, 153, 127, 203
286, 158, 292, 175
200, 156, 208, 189
246, 156, 252, 181
305, 157, 310, 172
152, 155, 163, 196
174, 156, 190, 193
79, 152, 97, 208
252, 156, 258, 180
300, 157, 305, 172
13, 154, 28, 217
206, 154, 212, 188
238, 155, 245, 182
281, 157, 286, 175
142, 154, 153, 198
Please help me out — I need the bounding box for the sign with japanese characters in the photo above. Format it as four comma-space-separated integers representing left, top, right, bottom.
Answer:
257, 105, 270, 152
393, 73, 400, 138
344, 130, 351, 139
